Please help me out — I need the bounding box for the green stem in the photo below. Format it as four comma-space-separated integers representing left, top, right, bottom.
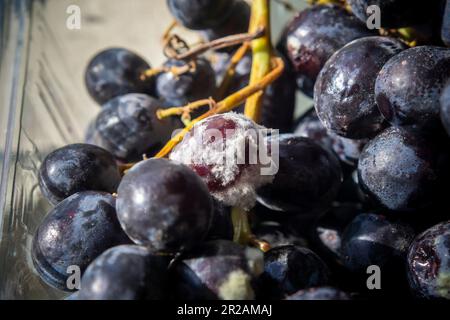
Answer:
244, 0, 272, 122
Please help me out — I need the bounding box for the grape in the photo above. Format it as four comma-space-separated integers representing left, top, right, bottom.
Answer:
116, 158, 213, 252
257, 245, 330, 299
169, 113, 274, 210
314, 36, 406, 139
78, 245, 170, 300
358, 127, 443, 212
156, 58, 216, 107
257, 135, 342, 215
441, 81, 450, 136
407, 221, 450, 299
166, 0, 235, 30
341, 213, 415, 274
173, 240, 263, 300
201, 0, 251, 53
283, 4, 372, 96
285, 287, 350, 300
93, 93, 180, 162
294, 108, 368, 167
340, 213, 416, 295
38, 144, 121, 205
85, 48, 155, 105
375, 46, 450, 128
348, 0, 433, 28
32, 192, 131, 291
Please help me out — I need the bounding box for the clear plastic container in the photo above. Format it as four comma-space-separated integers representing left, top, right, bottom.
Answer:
0, 0, 309, 299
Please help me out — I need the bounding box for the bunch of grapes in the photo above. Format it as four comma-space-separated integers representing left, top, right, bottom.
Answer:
32, 0, 450, 301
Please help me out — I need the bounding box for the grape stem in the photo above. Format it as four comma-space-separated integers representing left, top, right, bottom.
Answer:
232, 207, 271, 252
156, 98, 217, 125
162, 20, 178, 43
140, 61, 196, 81
380, 28, 418, 47
118, 163, 134, 174
167, 27, 265, 61
140, 29, 265, 81
154, 56, 284, 158
235, 0, 278, 252
244, 0, 272, 122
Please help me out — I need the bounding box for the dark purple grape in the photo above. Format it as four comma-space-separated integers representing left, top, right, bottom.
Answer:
38, 144, 121, 205
205, 200, 233, 241
78, 245, 170, 300
375, 46, 450, 128
92, 93, 180, 162
116, 158, 213, 252
32, 192, 131, 291
167, 0, 235, 30
314, 36, 406, 139
258, 245, 330, 299
156, 58, 216, 107
285, 287, 350, 300
85, 48, 154, 105
252, 221, 307, 248
441, 81, 450, 136
201, 0, 251, 53
283, 4, 372, 96
173, 240, 263, 300
294, 108, 368, 167
407, 221, 450, 299
358, 127, 441, 212
257, 135, 342, 215
348, 0, 433, 28
341, 213, 415, 274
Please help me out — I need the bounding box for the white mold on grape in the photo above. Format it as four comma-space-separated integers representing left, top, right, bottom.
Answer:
169, 113, 275, 210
